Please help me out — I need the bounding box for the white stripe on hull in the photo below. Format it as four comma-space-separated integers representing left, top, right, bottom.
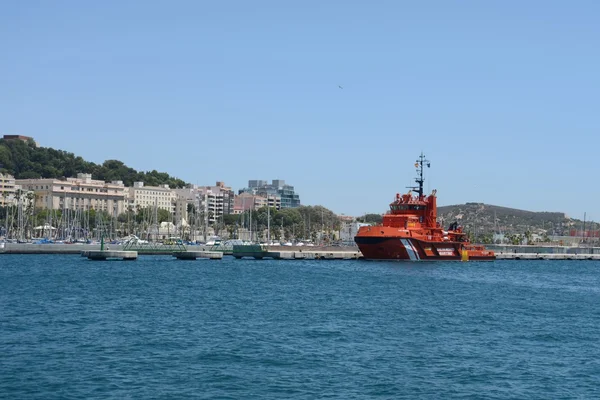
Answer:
400, 239, 420, 261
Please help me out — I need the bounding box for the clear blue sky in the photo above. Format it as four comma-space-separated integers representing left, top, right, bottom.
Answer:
1, 1, 599, 220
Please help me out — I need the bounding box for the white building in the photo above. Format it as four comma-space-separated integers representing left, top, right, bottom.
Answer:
15, 173, 127, 214
0, 173, 16, 206
339, 221, 369, 242
126, 182, 176, 214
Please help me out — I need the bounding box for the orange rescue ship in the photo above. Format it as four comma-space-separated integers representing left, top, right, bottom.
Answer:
354, 154, 495, 261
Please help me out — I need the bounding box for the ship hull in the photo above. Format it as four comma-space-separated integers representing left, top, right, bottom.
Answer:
355, 236, 495, 261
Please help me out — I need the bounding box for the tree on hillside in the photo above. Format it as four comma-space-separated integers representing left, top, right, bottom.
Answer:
18, 171, 41, 179
0, 139, 188, 187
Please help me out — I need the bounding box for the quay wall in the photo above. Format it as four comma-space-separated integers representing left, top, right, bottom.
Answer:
1, 243, 105, 254
0, 243, 164, 255
486, 244, 600, 255
0, 243, 359, 255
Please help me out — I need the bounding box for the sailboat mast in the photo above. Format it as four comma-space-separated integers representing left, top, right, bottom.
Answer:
267, 195, 270, 244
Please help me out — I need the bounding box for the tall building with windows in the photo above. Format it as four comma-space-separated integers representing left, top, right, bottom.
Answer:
233, 192, 281, 213
242, 179, 300, 209
0, 173, 16, 206
173, 182, 235, 225
126, 182, 176, 214
15, 173, 127, 214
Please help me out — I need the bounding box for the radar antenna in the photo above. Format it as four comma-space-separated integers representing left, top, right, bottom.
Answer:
406, 152, 430, 198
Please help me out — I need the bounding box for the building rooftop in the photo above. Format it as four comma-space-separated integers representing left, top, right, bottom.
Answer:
2, 135, 38, 147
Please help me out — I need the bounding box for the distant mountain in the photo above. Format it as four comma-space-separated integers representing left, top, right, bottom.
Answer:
0, 137, 188, 188
436, 203, 588, 236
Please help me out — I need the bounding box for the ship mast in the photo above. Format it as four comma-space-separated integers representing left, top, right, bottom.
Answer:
407, 153, 430, 198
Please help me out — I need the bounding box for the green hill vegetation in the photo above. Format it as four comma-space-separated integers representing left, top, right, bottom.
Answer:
0, 138, 187, 188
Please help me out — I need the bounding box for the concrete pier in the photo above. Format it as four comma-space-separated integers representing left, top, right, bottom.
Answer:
172, 251, 223, 260
233, 248, 362, 260
496, 253, 600, 260
232, 244, 362, 260
83, 250, 138, 260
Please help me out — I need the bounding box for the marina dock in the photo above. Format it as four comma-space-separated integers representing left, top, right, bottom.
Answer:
0, 243, 226, 256
172, 251, 223, 260
83, 250, 138, 261
244, 250, 362, 260
232, 245, 362, 260
495, 253, 600, 260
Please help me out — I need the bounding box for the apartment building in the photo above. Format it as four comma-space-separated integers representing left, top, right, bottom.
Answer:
15, 173, 127, 214
126, 182, 176, 213
173, 182, 235, 225
233, 192, 281, 214
173, 195, 190, 226
242, 179, 300, 208
0, 173, 16, 206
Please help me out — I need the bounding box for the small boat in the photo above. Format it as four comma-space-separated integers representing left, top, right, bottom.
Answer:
354, 154, 495, 261
205, 236, 221, 246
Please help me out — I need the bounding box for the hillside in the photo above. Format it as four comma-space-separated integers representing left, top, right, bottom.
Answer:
437, 203, 590, 236
0, 138, 187, 188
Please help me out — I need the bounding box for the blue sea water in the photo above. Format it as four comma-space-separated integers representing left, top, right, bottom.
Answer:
1, 255, 600, 399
